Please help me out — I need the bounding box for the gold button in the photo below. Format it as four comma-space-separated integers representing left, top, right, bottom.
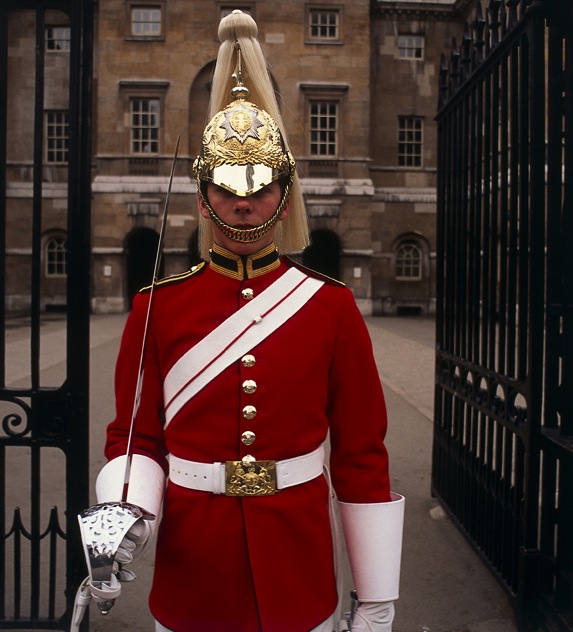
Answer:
241, 430, 256, 446
242, 405, 257, 420
242, 288, 254, 300
242, 379, 257, 394
241, 354, 256, 368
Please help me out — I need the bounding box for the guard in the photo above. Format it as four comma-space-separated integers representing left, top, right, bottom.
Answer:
78, 10, 404, 632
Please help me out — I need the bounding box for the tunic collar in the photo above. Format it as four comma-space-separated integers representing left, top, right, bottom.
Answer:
209, 242, 280, 280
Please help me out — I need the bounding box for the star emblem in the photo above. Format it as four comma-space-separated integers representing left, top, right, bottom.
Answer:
220, 105, 264, 143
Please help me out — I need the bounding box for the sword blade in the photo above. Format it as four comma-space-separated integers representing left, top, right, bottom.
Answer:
121, 134, 181, 502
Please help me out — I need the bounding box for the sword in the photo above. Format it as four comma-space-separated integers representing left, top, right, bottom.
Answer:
76, 136, 181, 624
122, 133, 180, 501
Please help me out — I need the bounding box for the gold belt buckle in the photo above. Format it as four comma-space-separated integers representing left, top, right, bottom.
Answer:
225, 455, 277, 496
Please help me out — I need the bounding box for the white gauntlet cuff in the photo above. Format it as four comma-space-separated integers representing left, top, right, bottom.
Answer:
339, 492, 405, 602
96, 454, 165, 518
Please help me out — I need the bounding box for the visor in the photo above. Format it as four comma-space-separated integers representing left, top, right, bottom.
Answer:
207, 163, 281, 197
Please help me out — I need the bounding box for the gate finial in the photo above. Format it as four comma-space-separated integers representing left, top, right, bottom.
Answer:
506, 0, 520, 28
449, 37, 460, 96
461, 21, 472, 82
473, 1, 486, 65
488, 0, 503, 48
438, 53, 449, 109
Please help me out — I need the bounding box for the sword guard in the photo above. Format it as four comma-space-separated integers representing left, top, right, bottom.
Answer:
77, 501, 155, 614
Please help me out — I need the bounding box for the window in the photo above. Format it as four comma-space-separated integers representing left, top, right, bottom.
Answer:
46, 26, 70, 52
396, 242, 422, 280
45, 111, 69, 164
131, 98, 160, 154
308, 9, 340, 41
301, 83, 347, 173
310, 101, 338, 157
398, 116, 423, 167
131, 6, 162, 37
397, 35, 424, 60
120, 81, 168, 158
46, 237, 68, 277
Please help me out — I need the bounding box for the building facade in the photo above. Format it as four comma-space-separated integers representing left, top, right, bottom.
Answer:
369, 0, 472, 314
4, 0, 473, 315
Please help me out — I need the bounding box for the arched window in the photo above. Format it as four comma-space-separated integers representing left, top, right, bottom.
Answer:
46, 236, 67, 277
395, 241, 422, 280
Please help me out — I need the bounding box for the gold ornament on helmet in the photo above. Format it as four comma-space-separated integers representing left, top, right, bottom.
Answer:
194, 100, 295, 198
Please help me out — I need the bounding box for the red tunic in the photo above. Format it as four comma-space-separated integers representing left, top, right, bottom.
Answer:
105, 255, 391, 632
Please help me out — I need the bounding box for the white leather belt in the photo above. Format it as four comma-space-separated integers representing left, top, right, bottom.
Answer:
169, 445, 325, 496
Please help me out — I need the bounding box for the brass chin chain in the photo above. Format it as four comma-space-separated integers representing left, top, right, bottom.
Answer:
201, 185, 290, 244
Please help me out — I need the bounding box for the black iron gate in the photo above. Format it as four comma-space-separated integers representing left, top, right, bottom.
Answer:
0, 1, 93, 629
433, 0, 573, 630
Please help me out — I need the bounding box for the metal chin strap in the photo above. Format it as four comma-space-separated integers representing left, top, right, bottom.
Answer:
199, 179, 291, 244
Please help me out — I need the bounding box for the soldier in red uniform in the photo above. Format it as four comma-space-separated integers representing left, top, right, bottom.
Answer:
94, 10, 404, 632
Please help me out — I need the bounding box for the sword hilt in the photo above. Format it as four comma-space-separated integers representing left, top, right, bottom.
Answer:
77, 501, 155, 614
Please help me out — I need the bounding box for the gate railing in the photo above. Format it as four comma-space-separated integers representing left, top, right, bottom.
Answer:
433, 0, 573, 630
0, 1, 94, 629
539, 2, 573, 628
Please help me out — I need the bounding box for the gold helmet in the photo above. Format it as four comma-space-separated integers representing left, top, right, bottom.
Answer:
195, 10, 308, 254
193, 96, 295, 198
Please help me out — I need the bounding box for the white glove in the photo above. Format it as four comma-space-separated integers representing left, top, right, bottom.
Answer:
114, 517, 153, 565
352, 601, 395, 632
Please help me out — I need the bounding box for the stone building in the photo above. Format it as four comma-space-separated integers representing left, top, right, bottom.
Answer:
5, 9, 72, 312
4, 0, 473, 315
370, 0, 472, 314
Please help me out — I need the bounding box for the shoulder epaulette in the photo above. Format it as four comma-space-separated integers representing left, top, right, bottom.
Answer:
139, 261, 207, 293
283, 256, 345, 287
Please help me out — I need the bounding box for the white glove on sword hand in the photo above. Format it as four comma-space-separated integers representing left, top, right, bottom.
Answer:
114, 517, 153, 565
